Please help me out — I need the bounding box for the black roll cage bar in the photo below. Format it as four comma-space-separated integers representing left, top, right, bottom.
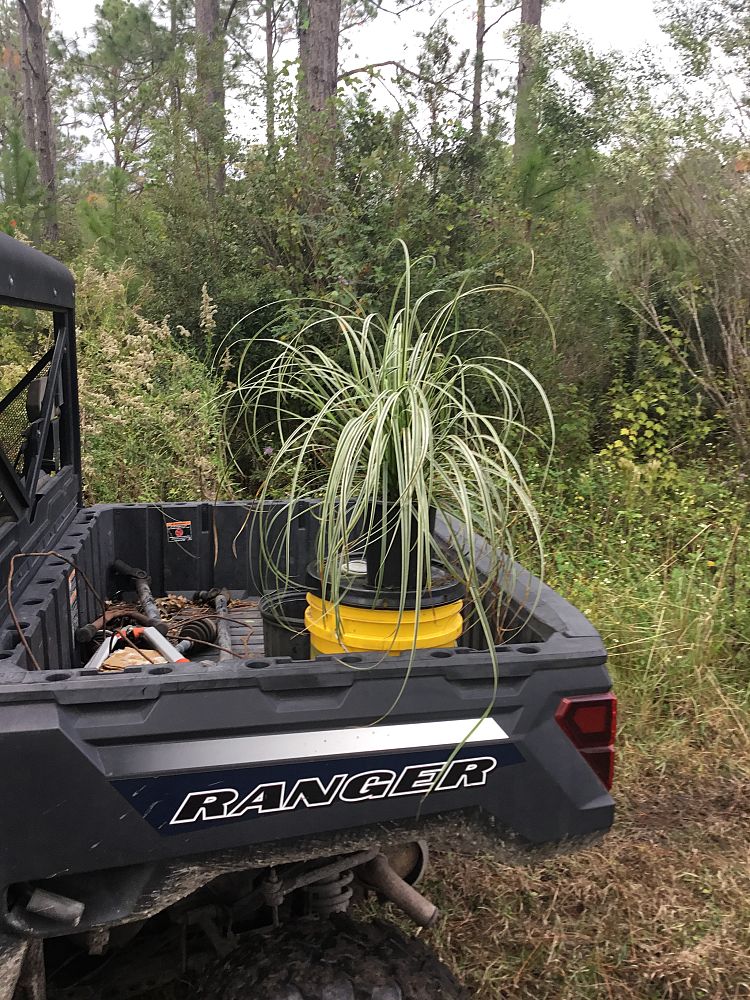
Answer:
0, 234, 80, 518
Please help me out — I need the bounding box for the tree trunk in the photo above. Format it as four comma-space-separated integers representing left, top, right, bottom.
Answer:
168, 0, 187, 180
513, 0, 541, 163
17, 0, 57, 240
471, 0, 485, 141
195, 0, 226, 194
170, 0, 181, 116
16, 4, 36, 153
112, 91, 122, 171
297, 0, 341, 174
265, 0, 276, 161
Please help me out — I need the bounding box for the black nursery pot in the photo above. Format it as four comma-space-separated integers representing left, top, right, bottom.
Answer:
259, 590, 311, 660
364, 503, 437, 590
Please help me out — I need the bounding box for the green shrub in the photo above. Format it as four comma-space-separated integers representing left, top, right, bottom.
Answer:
600, 335, 719, 470
0, 308, 39, 396
74, 259, 232, 503
534, 460, 750, 746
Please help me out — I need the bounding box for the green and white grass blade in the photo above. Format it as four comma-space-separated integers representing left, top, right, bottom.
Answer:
227, 243, 555, 768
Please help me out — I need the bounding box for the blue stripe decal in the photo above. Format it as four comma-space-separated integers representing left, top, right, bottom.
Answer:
112, 743, 524, 835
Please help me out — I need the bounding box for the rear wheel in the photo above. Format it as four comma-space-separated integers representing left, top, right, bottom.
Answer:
198, 915, 469, 1000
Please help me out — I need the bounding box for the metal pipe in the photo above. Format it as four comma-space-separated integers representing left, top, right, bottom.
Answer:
138, 627, 189, 664
194, 588, 235, 660
76, 605, 153, 645
213, 590, 233, 661
82, 632, 121, 671
111, 560, 167, 634
25, 888, 85, 927
357, 853, 439, 928
382, 840, 429, 886
134, 577, 161, 627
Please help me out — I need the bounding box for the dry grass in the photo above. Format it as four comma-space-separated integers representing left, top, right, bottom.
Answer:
416, 742, 750, 1000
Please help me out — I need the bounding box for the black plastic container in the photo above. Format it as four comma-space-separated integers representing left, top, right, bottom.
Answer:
364, 503, 437, 589
306, 560, 463, 611
259, 590, 311, 660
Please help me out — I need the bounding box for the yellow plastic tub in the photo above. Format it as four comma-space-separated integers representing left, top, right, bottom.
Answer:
305, 592, 463, 657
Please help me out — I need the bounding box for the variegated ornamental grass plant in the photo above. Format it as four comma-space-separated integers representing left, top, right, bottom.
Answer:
231, 244, 555, 686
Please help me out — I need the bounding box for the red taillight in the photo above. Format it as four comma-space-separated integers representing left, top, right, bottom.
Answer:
555, 693, 617, 790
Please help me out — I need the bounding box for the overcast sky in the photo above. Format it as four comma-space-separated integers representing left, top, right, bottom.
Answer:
51, 0, 668, 149
52, 0, 665, 51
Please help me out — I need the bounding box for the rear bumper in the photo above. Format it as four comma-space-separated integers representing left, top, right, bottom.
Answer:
0, 646, 613, 935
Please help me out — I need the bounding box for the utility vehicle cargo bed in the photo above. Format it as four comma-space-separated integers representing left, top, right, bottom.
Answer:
0, 491, 614, 937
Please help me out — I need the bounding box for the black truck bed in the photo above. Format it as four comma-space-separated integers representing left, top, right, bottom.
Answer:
0, 484, 614, 940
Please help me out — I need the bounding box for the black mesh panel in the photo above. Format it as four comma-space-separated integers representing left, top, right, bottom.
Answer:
0, 360, 51, 474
